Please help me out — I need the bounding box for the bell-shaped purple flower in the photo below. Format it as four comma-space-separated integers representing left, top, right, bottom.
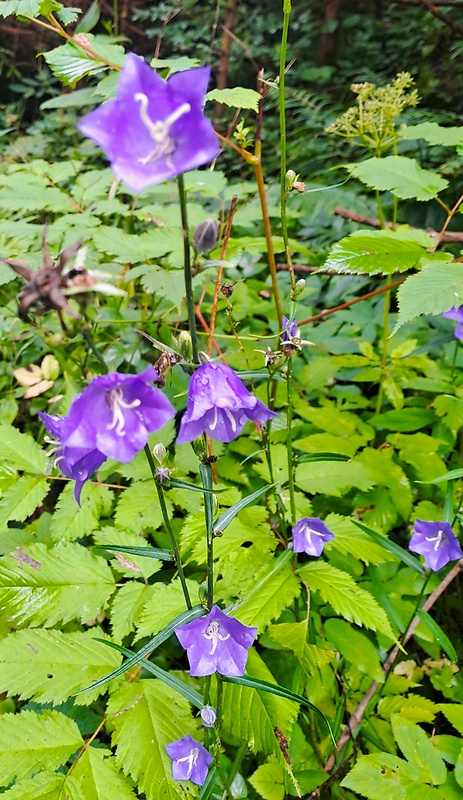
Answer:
176, 362, 277, 444
282, 316, 297, 342
409, 519, 463, 571
77, 53, 220, 193
200, 706, 216, 728
39, 411, 107, 505
39, 366, 175, 477
175, 604, 257, 677
291, 517, 335, 557
165, 735, 213, 786
443, 306, 463, 340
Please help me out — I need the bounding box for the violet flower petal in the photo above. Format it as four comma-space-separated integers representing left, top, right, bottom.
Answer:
165, 734, 213, 786
409, 519, 463, 571
78, 53, 220, 193
175, 604, 257, 677
291, 517, 335, 557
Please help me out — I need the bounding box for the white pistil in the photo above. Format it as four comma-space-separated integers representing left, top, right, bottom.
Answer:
134, 93, 191, 166
106, 388, 141, 436
176, 748, 199, 779
209, 406, 218, 431
302, 525, 325, 543
202, 620, 230, 655
224, 408, 237, 432
425, 529, 445, 551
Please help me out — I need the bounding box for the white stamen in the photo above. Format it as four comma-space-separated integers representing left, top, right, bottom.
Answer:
425, 529, 446, 551
106, 388, 141, 436
224, 408, 237, 433
176, 748, 200, 779
202, 620, 230, 655
209, 406, 218, 432
302, 525, 325, 544
134, 93, 191, 166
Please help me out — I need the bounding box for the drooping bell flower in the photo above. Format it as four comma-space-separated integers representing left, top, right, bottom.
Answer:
291, 517, 335, 557
409, 519, 463, 571
165, 735, 213, 786
77, 53, 220, 193
176, 362, 277, 444
175, 604, 257, 677
39, 367, 175, 497
200, 706, 217, 728
443, 306, 463, 340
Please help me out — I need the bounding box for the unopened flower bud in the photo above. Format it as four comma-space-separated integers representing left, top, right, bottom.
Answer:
153, 443, 167, 465
178, 331, 193, 362
200, 706, 217, 728
193, 219, 219, 255
285, 169, 297, 192
295, 279, 306, 296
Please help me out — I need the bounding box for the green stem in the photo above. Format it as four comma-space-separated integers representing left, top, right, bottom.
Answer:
375, 189, 386, 229
279, 1, 296, 300
375, 273, 393, 415
143, 445, 192, 610
200, 461, 214, 610
177, 173, 199, 363
82, 327, 109, 374
254, 148, 284, 329
222, 742, 247, 800
286, 357, 297, 526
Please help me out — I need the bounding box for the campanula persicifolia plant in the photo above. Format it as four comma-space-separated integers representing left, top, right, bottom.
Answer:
2, 2, 463, 799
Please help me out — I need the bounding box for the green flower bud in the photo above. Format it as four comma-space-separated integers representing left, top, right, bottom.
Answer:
178, 331, 193, 361
153, 443, 167, 465
285, 169, 297, 192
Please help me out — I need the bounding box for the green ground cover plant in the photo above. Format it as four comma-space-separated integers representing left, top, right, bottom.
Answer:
1, 2, 463, 799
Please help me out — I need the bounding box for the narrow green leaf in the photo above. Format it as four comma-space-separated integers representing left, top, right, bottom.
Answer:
223, 674, 335, 746
353, 520, 425, 574
93, 543, 174, 561
197, 765, 219, 800
75, 0, 99, 32
99, 640, 205, 708
213, 484, 272, 533
417, 610, 458, 662
168, 477, 226, 494
75, 604, 206, 694
296, 452, 351, 463
416, 469, 463, 485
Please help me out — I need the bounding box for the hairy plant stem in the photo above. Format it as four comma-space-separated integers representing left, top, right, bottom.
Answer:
279, 0, 297, 300
177, 173, 199, 363
286, 357, 297, 525
144, 444, 192, 610
375, 272, 393, 414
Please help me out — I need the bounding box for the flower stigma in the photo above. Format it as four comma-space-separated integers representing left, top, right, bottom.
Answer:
176, 747, 200, 779
134, 93, 191, 166
106, 388, 141, 436
425, 529, 446, 551
202, 620, 230, 655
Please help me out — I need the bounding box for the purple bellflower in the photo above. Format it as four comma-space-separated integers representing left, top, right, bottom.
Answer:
443, 305, 463, 340
291, 517, 335, 557
175, 604, 257, 677
200, 706, 217, 728
78, 53, 220, 193
282, 316, 297, 342
176, 362, 277, 444
165, 735, 213, 786
39, 367, 175, 499
409, 519, 463, 571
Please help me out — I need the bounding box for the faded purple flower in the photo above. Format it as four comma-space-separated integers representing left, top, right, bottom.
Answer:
200, 706, 216, 728
175, 604, 257, 677
291, 517, 335, 557
39, 411, 106, 505
78, 53, 220, 193
176, 362, 277, 444
443, 306, 463, 340
39, 367, 175, 494
282, 316, 297, 342
409, 519, 463, 571
165, 735, 213, 786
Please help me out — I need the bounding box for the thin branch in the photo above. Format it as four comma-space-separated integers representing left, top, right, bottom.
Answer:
334, 206, 463, 243
298, 277, 406, 328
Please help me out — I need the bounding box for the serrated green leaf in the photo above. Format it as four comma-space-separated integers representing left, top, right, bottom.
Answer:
391, 715, 446, 784
55, 5, 80, 24
0, 424, 47, 473
249, 762, 286, 800
93, 543, 173, 560
41, 87, 98, 110
206, 87, 261, 111
93, 527, 163, 579
107, 679, 195, 800
299, 561, 395, 640
348, 156, 448, 201
92, 226, 180, 263
341, 753, 407, 799
72, 747, 137, 799
50, 482, 111, 541
325, 229, 430, 275
134, 579, 199, 641
110, 581, 152, 642
0, 709, 83, 784
115, 480, 171, 533
0, 0, 40, 17
220, 649, 299, 755
0, 542, 115, 627
0, 476, 48, 531
267, 621, 333, 676
0, 770, 82, 799
378, 695, 438, 724
400, 122, 463, 147
395, 260, 463, 331
327, 514, 397, 566
296, 459, 374, 496
0, 629, 121, 704
233, 550, 300, 631
433, 395, 463, 437
325, 618, 384, 681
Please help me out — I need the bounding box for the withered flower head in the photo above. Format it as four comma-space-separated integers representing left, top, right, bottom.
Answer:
1, 227, 83, 326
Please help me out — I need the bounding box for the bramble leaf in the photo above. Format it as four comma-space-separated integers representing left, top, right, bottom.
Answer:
347, 156, 448, 201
